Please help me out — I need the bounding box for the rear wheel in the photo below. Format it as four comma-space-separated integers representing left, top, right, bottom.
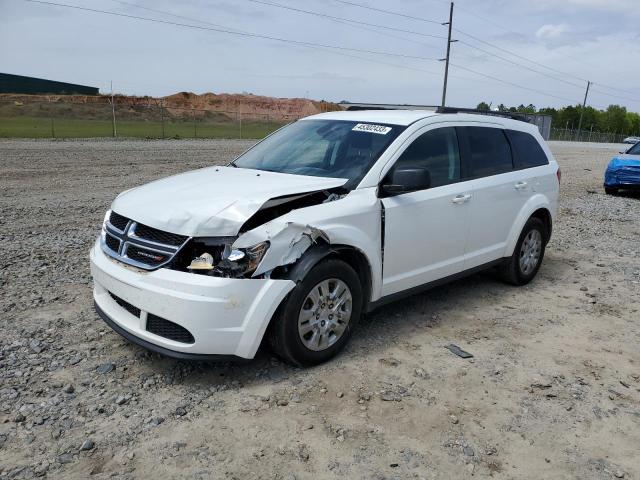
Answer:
500, 217, 546, 286
268, 258, 362, 367
604, 186, 618, 195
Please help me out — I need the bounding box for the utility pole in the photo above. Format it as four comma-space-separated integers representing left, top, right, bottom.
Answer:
576, 80, 591, 141
440, 2, 455, 108
110, 81, 117, 138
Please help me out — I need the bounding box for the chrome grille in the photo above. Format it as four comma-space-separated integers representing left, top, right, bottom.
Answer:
109, 211, 130, 231
101, 211, 190, 270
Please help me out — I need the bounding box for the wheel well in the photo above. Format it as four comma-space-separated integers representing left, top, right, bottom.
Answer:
328, 246, 373, 310
271, 243, 373, 310
530, 208, 552, 243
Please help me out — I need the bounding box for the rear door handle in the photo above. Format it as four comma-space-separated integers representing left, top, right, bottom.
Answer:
452, 194, 472, 204
515, 181, 528, 190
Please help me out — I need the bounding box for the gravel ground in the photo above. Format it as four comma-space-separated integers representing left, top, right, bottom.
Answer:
0, 139, 639, 480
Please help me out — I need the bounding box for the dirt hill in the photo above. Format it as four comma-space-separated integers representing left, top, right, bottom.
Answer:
0, 91, 342, 122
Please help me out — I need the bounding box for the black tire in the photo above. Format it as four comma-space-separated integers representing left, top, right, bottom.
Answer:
604, 186, 618, 195
268, 258, 362, 367
500, 217, 547, 286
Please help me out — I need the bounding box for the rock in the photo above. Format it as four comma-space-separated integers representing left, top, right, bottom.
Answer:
33, 462, 49, 477
150, 417, 165, 426
96, 363, 115, 374
175, 406, 187, 417
614, 471, 625, 478
29, 339, 44, 353
449, 415, 459, 424
380, 392, 401, 402
463, 446, 474, 457
336, 392, 344, 398
115, 395, 127, 405
414, 368, 428, 378
277, 399, 289, 407
379, 357, 400, 367
63, 384, 75, 394
14, 413, 26, 423
298, 444, 310, 462
80, 439, 95, 451
57, 453, 74, 464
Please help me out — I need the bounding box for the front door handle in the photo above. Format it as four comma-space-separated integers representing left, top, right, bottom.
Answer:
515, 181, 528, 190
452, 193, 472, 204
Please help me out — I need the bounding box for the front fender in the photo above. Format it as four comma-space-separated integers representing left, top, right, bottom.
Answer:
503, 194, 554, 257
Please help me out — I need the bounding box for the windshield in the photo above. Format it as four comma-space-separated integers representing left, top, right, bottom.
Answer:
232, 119, 404, 189
627, 142, 640, 155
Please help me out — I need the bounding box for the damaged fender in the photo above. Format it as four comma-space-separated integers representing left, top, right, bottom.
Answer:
233, 188, 384, 301
233, 221, 330, 277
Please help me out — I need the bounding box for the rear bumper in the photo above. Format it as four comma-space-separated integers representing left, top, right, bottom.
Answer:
90, 241, 295, 359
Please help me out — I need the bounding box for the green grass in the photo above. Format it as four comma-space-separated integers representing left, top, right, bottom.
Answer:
0, 116, 286, 139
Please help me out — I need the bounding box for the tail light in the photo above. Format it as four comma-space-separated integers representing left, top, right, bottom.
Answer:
556, 168, 561, 184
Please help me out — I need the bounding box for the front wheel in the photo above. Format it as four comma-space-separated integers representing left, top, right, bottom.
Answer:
268, 258, 362, 367
604, 186, 618, 195
500, 217, 546, 286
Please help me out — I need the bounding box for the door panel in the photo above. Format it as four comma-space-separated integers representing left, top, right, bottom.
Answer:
464, 171, 530, 268
380, 126, 469, 297
459, 126, 529, 268
382, 183, 471, 296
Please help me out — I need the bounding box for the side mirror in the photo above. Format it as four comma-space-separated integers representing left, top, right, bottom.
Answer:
382, 166, 431, 195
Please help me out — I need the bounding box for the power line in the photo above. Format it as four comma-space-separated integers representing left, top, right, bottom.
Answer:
589, 87, 640, 104
457, 41, 585, 89
453, 29, 590, 83
19, 0, 441, 62
330, 0, 639, 100
456, 37, 640, 104
449, 63, 581, 104
331, 0, 443, 25
245, 0, 447, 40
108, 0, 245, 33
450, 3, 640, 95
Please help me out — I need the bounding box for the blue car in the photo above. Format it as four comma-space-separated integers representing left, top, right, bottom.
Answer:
604, 142, 640, 194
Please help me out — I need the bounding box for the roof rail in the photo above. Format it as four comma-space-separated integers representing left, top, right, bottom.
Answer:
435, 106, 534, 122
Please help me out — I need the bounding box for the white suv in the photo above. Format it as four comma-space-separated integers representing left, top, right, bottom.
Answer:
90, 110, 559, 366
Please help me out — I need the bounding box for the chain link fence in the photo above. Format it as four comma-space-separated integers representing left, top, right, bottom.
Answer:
0, 98, 300, 139
549, 127, 633, 144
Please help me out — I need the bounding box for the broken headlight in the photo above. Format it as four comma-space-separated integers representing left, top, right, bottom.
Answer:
187, 240, 270, 278
223, 241, 270, 277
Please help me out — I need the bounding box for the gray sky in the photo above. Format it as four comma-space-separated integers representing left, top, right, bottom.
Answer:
1, 0, 639, 111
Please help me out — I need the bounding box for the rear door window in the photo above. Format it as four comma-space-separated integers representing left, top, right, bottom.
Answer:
464, 127, 513, 178
507, 130, 549, 169
393, 127, 461, 188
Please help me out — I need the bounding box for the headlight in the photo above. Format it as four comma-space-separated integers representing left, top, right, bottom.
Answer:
100, 209, 111, 240
233, 241, 270, 276
185, 240, 270, 278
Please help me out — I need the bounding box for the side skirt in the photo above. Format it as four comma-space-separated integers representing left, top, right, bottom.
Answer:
366, 258, 504, 313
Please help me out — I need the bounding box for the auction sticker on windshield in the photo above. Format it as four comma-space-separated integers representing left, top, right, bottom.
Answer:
352, 123, 392, 135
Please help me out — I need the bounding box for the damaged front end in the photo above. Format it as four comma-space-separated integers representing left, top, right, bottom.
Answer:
168, 190, 341, 279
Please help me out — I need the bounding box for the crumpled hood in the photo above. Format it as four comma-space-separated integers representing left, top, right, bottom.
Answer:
111, 166, 348, 237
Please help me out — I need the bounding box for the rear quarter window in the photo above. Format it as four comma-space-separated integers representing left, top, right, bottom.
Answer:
464, 126, 513, 178
507, 130, 549, 169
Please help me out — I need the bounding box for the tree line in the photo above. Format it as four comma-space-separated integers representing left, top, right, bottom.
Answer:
476, 102, 640, 136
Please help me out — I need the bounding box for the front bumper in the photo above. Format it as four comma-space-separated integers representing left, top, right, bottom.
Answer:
90, 241, 295, 359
